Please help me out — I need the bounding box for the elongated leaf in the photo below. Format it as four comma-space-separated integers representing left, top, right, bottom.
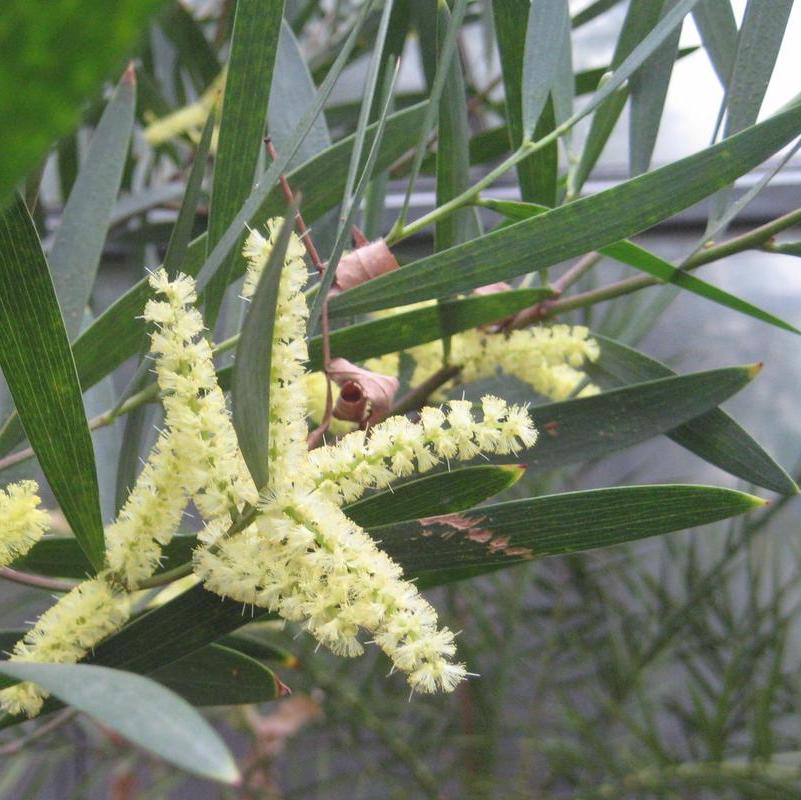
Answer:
629, 0, 682, 175
0, 0, 164, 204
603, 240, 800, 335
482, 197, 799, 335
203, 0, 283, 329
0, 103, 429, 460
569, 0, 664, 194
572, 0, 626, 28
149, 644, 281, 706
159, 3, 220, 91
232, 213, 295, 490
435, 0, 474, 251
0, 662, 239, 784
721, 0, 793, 140
493, 364, 760, 473
493, 0, 545, 203
330, 102, 801, 316
269, 20, 332, 168
0, 196, 105, 570
586, 335, 798, 495
346, 464, 526, 528
692, 0, 738, 86
49, 68, 136, 340
375, 484, 765, 587
521, 0, 570, 139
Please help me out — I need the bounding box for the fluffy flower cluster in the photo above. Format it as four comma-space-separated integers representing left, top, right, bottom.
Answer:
196, 491, 466, 693
308, 396, 538, 506
0, 576, 130, 716
0, 481, 49, 568
366, 322, 600, 403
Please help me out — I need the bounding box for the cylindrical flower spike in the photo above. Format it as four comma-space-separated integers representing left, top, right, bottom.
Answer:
0, 480, 49, 568
0, 575, 130, 717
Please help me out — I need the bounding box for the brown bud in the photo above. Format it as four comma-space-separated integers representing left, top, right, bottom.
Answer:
328, 358, 399, 424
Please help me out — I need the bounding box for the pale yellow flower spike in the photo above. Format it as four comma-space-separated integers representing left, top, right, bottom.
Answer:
0, 576, 130, 717
0, 481, 49, 568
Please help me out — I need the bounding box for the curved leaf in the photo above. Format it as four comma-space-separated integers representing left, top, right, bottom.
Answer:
375, 484, 766, 587
0, 196, 105, 570
0, 662, 239, 784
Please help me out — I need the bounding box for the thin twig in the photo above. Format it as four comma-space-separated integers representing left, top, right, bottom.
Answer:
384, 365, 461, 420
0, 567, 78, 592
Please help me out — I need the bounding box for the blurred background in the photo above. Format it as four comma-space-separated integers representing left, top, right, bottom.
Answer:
2, 1, 801, 797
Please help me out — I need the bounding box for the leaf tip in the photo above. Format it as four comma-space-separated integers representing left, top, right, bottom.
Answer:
746, 361, 764, 379
500, 464, 528, 484
122, 61, 137, 87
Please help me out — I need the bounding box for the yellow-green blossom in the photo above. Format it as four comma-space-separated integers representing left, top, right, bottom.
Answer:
0, 576, 130, 717
307, 396, 538, 506
0, 481, 49, 568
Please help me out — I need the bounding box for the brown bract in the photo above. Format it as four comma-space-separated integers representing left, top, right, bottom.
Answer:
332, 227, 399, 292
328, 357, 399, 425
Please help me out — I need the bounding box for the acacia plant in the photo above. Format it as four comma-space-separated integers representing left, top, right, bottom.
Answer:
0, 0, 799, 793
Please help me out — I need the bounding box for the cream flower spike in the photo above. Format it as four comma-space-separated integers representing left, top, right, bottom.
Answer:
0, 480, 49, 568
0, 576, 130, 717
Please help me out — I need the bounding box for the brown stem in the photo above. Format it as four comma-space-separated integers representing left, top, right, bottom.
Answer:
264, 137, 325, 274
0, 567, 77, 592
382, 365, 461, 421
0, 709, 78, 756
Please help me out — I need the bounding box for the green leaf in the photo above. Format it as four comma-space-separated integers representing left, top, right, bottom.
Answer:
149, 644, 282, 706
394, 0, 468, 231
692, 0, 738, 86
0, 0, 165, 204
569, 0, 664, 193
571, 0, 626, 28
628, 0, 682, 175
0, 662, 239, 784
203, 0, 284, 329
435, 0, 474, 251
0, 103, 429, 458
496, 364, 760, 474
345, 464, 526, 528
159, 3, 221, 91
493, 0, 545, 203
329, 101, 801, 316
521, 0, 570, 139
49, 68, 136, 340
374, 484, 766, 587
269, 20, 332, 168
0, 196, 105, 570
586, 335, 798, 495
720, 0, 793, 140
603, 239, 800, 335
232, 213, 295, 490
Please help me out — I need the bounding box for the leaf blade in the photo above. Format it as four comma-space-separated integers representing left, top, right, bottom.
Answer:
0, 196, 105, 569
0, 662, 239, 784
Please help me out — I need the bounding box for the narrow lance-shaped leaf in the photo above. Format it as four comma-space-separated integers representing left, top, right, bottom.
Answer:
629, 0, 683, 176
488, 364, 760, 474
0, 196, 105, 570
346, 464, 526, 528
148, 644, 282, 706
49, 66, 136, 340
493, 0, 552, 204
586, 335, 798, 495
481, 197, 801, 336
521, 0, 570, 140
569, 0, 664, 194
203, 0, 284, 330
0, 662, 239, 784
232, 211, 296, 490
329, 101, 801, 316
435, 0, 475, 251
692, 0, 738, 87
375, 484, 766, 587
